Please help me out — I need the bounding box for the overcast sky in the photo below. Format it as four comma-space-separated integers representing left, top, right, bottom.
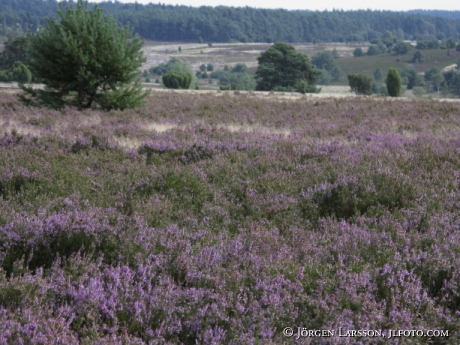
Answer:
90, 0, 458, 11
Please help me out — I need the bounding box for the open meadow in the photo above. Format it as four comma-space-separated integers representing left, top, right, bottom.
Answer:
1, 90, 460, 343
140, 41, 460, 91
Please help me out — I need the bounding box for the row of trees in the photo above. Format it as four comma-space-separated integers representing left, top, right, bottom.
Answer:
1, 0, 460, 43
348, 60, 460, 98
348, 69, 402, 97
157, 43, 320, 93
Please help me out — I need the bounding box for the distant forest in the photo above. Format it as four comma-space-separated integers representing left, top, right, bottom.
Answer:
1, 0, 460, 43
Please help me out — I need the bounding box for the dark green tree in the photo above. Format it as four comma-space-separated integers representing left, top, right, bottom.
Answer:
443, 70, 460, 97
373, 68, 383, 80
255, 42, 320, 93
0, 34, 30, 70
7, 60, 32, 83
18, 0, 148, 110
312, 51, 336, 70
331, 65, 342, 82
231, 63, 247, 73
332, 48, 340, 58
412, 50, 425, 63
353, 48, 365, 57
318, 69, 332, 85
382, 31, 395, 48
206, 63, 214, 71
347, 74, 372, 95
446, 39, 456, 49
393, 41, 412, 55
400, 66, 421, 90
386, 68, 402, 97
425, 67, 441, 82
199, 64, 206, 72
162, 71, 192, 89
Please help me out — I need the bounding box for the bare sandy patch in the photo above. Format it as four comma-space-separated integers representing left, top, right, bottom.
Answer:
112, 136, 143, 149
144, 122, 177, 132
0, 119, 43, 137
218, 123, 291, 136
442, 64, 457, 72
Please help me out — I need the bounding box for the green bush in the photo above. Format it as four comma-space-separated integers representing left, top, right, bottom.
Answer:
386, 68, 402, 97
373, 68, 383, 80
347, 74, 372, 95
353, 48, 365, 57
162, 71, 193, 89
412, 50, 425, 63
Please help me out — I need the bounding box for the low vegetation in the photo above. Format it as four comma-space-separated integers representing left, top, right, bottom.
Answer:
1, 90, 460, 343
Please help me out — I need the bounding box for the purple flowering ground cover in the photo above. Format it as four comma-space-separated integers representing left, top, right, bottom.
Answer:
0, 90, 460, 344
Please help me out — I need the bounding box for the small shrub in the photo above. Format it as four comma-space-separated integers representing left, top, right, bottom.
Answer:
348, 74, 372, 95
387, 68, 402, 97
162, 71, 193, 89
353, 48, 365, 57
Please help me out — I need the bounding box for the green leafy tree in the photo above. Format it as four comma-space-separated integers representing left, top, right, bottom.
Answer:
425, 67, 441, 82
412, 50, 425, 63
231, 63, 247, 73
162, 71, 193, 89
382, 31, 395, 48
331, 65, 342, 82
255, 42, 320, 93
312, 50, 336, 70
332, 48, 340, 58
0, 34, 30, 70
430, 72, 445, 93
444, 70, 460, 97
400, 66, 421, 90
317, 69, 332, 85
206, 63, 214, 71
353, 48, 365, 57
373, 68, 383, 80
8, 60, 32, 83
366, 45, 380, 56
200, 64, 206, 72
393, 41, 412, 55
446, 39, 456, 49
386, 68, 402, 97
18, 0, 148, 110
347, 74, 372, 95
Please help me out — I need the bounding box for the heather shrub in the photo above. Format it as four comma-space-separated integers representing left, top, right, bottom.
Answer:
0, 169, 40, 200
313, 173, 415, 220
1, 92, 460, 343
0, 210, 137, 276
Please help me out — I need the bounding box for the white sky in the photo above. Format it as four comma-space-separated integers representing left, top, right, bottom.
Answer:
90, 0, 458, 11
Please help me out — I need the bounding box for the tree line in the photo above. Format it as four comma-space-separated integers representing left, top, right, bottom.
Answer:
1, 0, 460, 43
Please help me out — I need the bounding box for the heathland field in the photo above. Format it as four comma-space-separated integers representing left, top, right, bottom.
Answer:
141, 41, 460, 91
1, 90, 460, 343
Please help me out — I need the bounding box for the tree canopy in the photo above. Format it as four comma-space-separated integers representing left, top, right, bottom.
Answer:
255, 42, 320, 93
19, 0, 148, 110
